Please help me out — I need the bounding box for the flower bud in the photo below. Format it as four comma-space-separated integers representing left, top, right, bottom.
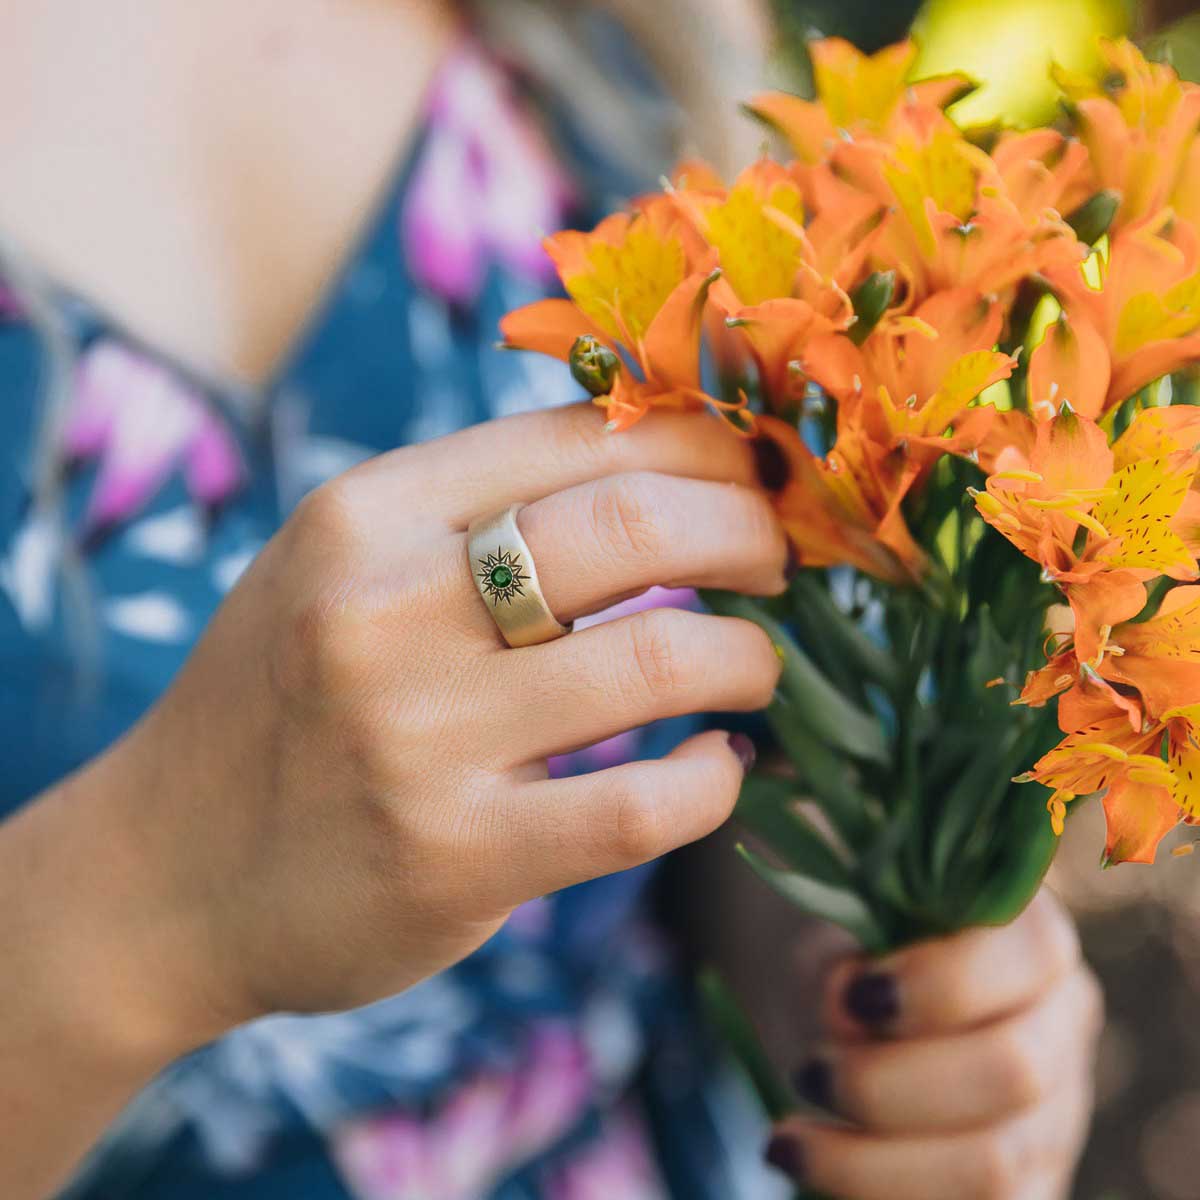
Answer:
569, 336, 621, 396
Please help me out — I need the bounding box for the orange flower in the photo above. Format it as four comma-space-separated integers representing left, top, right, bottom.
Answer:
668, 159, 859, 402
1024, 692, 1200, 865
764, 415, 927, 585
758, 290, 1015, 585
499, 196, 740, 432
828, 108, 1085, 305
990, 129, 1093, 227
972, 408, 1200, 665
1054, 38, 1200, 232
803, 289, 1015, 469
1043, 211, 1200, 410
1021, 707, 1179, 864
746, 37, 973, 163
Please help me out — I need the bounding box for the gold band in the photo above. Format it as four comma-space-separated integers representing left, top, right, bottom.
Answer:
467, 504, 573, 647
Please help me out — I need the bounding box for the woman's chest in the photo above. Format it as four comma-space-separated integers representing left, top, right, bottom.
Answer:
0, 0, 451, 388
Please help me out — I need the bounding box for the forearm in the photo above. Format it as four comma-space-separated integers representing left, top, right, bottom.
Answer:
0, 739, 204, 1200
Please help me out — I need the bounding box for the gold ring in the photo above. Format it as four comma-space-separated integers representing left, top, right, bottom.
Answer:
467, 504, 573, 647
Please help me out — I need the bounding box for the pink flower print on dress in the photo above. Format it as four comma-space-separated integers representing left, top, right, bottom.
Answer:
545, 1106, 669, 1200
63, 340, 245, 541
402, 41, 577, 305
333, 1023, 592, 1200
0, 283, 22, 320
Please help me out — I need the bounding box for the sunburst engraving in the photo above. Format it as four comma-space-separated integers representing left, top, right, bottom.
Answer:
477, 547, 528, 605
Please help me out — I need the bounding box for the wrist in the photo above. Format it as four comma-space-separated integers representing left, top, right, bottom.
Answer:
0, 731, 232, 1082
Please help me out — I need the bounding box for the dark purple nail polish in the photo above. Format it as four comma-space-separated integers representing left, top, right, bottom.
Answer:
784, 542, 800, 581
728, 732, 757, 774
793, 1057, 834, 1110
844, 971, 900, 1027
752, 434, 792, 493
765, 1134, 807, 1182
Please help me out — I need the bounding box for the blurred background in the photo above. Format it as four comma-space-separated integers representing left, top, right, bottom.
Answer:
764, 2, 1200, 1197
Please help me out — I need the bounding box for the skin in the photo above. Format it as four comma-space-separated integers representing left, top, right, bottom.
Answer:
0, 3, 1101, 1198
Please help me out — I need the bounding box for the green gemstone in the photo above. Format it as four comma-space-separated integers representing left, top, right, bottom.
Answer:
490, 564, 514, 589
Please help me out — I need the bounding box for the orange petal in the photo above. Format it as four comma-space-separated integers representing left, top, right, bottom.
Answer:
1067, 571, 1146, 665
1102, 775, 1181, 865
731, 299, 845, 407
642, 269, 722, 391
499, 299, 617, 363
744, 92, 835, 163
1030, 408, 1114, 496
1058, 676, 1142, 735
1113, 405, 1200, 471
1027, 316, 1110, 421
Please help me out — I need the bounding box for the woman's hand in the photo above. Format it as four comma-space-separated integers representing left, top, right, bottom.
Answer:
71, 401, 790, 1046
765, 889, 1102, 1200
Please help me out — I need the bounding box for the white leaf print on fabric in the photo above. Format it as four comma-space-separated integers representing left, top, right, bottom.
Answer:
104, 591, 192, 643
0, 510, 63, 631
122, 505, 206, 565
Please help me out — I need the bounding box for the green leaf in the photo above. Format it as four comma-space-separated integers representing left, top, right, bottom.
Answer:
788, 573, 900, 690
702, 590, 890, 765
737, 843, 890, 953
764, 705, 879, 845
697, 967, 794, 1121
848, 271, 895, 346
736, 774, 853, 887
959, 781, 1060, 927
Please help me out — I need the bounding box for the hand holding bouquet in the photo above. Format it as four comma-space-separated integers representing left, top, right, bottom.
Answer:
500, 26, 1200, 1132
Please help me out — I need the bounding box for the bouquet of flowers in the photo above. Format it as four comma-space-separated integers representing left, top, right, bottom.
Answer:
500, 30, 1200, 1120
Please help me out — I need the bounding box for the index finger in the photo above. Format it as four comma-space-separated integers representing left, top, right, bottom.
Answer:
348, 401, 783, 528
823, 889, 1082, 1040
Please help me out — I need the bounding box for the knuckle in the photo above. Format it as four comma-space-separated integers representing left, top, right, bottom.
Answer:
626, 609, 696, 702
609, 778, 666, 865
273, 588, 379, 713
590, 473, 668, 562
989, 1028, 1044, 1109
288, 480, 365, 552
970, 1135, 1018, 1200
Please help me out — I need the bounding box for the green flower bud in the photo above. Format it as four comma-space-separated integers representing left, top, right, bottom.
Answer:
1066, 190, 1120, 246
569, 335, 621, 396
849, 271, 896, 346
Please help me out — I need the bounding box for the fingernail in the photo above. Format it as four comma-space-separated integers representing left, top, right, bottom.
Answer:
844, 971, 900, 1027
784, 541, 800, 581
764, 1134, 807, 1182
752, 434, 792, 493
793, 1057, 834, 1110
727, 732, 757, 774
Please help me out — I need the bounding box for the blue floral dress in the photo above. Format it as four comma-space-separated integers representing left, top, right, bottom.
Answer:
0, 26, 784, 1200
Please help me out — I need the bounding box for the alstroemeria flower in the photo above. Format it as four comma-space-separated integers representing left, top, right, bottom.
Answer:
760, 291, 1014, 585
762, 414, 926, 585
1044, 211, 1200, 410
1021, 707, 1180, 864
990, 128, 1093, 227
499, 197, 740, 432
973, 408, 1200, 666
974, 408, 1199, 577
804, 289, 1015, 469
668, 159, 861, 404
746, 37, 973, 164
1054, 38, 1200, 233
